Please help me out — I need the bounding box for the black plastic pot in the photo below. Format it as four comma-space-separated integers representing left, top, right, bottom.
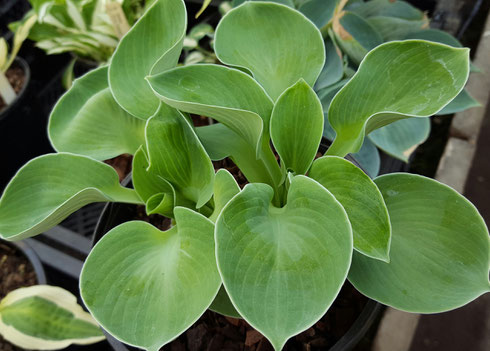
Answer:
0, 57, 56, 191
0, 0, 30, 37
9, 240, 47, 285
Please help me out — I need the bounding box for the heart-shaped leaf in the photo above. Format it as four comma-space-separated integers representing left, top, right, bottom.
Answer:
309, 156, 391, 261
368, 117, 430, 162
0, 153, 142, 240
327, 40, 469, 157
0, 285, 104, 349
147, 64, 272, 153
81, 208, 221, 351
270, 79, 323, 175
49, 67, 146, 160
215, 175, 352, 350
349, 173, 490, 312
214, 1, 325, 100
145, 104, 214, 209
109, 0, 186, 119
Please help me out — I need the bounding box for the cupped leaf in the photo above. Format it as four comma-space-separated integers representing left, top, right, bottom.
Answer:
436, 89, 480, 115
270, 79, 323, 175
147, 64, 272, 153
209, 169, 240, 223
368, 117, 430, 162
0, 153, 142, 241
327, 40, 470, 157
214, 1, 325, 100
332, 11, 383, 65
0, 285, 104, 350
49, 66, 146, 160
109, 0, 186, 119
349, 173, 490, 313
404, 28, 463, 47
81, 208, 221, 351
310, 156, 391, 261
145, 104, 214, 209
215, 175, 353, 350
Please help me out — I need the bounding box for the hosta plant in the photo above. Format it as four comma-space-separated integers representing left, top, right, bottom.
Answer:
0, 285, 104, 349
0, 1, 489, 350
231, 0, 480, 176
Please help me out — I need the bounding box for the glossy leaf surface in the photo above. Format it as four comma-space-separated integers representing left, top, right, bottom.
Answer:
310, 156, 391, 261
0, 154, 141, 240
216, 176, 352, 350
109, 0, 186, 118
270, 80, 323, 175
349, 174, 490, 312
0, 286, 104, 350
215, 1, 325, 100
327, 40, 469, 157
81, 208, 221, 351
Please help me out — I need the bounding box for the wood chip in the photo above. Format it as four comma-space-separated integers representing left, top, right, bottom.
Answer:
245, 329, 264, 346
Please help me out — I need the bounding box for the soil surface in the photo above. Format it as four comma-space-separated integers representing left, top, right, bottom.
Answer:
160, 282, 367, 351
105, 154, 133, 182
0, 242, 38, 351
0, 64, 25, 113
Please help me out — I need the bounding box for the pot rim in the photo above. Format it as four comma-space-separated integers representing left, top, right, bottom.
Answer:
0, 56, 31, 121
8, 240, 47, 285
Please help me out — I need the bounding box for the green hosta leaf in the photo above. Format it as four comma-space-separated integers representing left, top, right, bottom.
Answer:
109, 0, 186, 119
215, 1, 325, 100
315, 37, 344, 91
209, 286, 241, 318
348, 0, 424, 21
145, 104, 214, 209
436, 89, 480, 115
215, 175, 352, 350
0, 153, 142, 241
298, 0, 337, 29
232, 0, 295, 8
404, 28, 462, 47
196, 124, 276, 185
0, 285, 104, 349
49, 67, 146, 160
349, 173, 490, 312
333, 11, 383, 65
351, 138, 381, 179
209, 169, 240, 223
366, 16, 429, 41
310, 156, 391, 261
270, 80, 323, 175
147, 64, 272, 153
327, 40, 469, 157
81, 208, 221, 351
368, 117, 430, 162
